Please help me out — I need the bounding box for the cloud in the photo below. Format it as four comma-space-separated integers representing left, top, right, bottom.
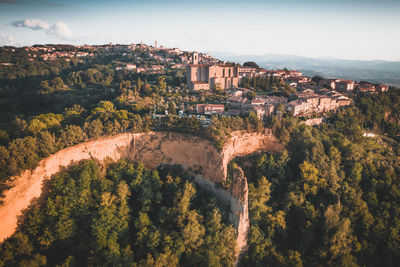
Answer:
0, 0, 70, 7
47, 22, 72, 38
0, 33, 15, 46
11, 19, 50, 30
0, 0, 22, 4
10, 19, 72, 39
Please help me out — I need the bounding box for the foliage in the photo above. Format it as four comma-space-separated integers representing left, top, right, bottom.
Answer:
236, 117, 400, 266
0, 160, 236, 266
241, 76, 296, 96
355, 90, 400, 136
243, 61, 260, 69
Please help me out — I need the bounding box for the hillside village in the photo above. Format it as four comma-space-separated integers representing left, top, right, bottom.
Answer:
0, 41, 390, 123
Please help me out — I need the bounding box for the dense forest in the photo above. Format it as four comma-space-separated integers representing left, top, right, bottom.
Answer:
235, 107, 400, 266
2, 101, 400, 266
0, 160, 237, 266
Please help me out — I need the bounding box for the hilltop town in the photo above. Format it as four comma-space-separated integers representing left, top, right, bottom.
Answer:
0, 42, 392, 129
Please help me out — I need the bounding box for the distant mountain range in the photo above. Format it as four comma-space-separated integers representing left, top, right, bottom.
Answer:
211, 52, 400, 87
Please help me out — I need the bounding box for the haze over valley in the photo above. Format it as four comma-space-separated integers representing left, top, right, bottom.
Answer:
213, 52, 400, 87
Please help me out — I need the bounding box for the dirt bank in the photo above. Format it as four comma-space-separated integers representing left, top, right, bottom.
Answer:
0, 131, 283, 255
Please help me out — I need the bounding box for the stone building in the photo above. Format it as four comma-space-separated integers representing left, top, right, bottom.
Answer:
319, 79, 355, 92
187, 52, 239, 90
238, 66, 258, 78
196, 104, 225, 115
335, 79, 355, 91
286, 90, 351, 116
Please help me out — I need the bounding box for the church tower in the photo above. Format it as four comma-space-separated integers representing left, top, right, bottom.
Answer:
192, 52, 199, 65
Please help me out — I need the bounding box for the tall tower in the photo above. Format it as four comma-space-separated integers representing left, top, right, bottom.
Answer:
155, 40, 157, 49
192, 52, 199, 65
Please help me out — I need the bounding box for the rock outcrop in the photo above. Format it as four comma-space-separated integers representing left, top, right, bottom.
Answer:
229, 167, 249, 259
0, 130, 283, 258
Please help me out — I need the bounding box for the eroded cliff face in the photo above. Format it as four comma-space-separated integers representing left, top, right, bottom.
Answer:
129, 132, 223, 181
0, 130, 283, 259
229, 167, 249, 259
221, 131, 284, 180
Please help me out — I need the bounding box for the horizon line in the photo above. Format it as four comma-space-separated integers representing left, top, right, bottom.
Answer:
2, 42, 400, 63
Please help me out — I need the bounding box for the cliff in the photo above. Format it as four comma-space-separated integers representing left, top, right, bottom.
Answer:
229, 167, 249, 259
0, 130, 283, 258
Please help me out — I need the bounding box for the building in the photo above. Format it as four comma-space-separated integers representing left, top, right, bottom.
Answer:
238, 66, 258, 78
265, 70, 287, 78
319, 79, 356, 92
319, 79, 337, 90
288, 70, 303, 77
251, 106, 266, 120
265, 104, 275, 116
376, 84, 389, 92
284, 76, 311, 87
249, 99, 266, 106
226, 94, 248, 108
187, 52, 239, 90
264, 96, 288, 105
335, 79, 355, 91
171, 64, 184, 69
286, 101, 304, 116
125, 64, 136, 70
286, 90, 351, 116
358, 83, 376, 93
356, 82, 388, 93
196, 104, 225, 115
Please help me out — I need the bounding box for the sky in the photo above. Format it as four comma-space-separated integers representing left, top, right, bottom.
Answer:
0, 0, 400, 61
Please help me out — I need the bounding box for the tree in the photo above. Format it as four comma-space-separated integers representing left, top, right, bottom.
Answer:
249, 176, 272, 223
311, 76, 324, 84
299, 161, 326, 195
58, 125, 87, 147
182, 210, 205, 253
38, 80, 54, 94
168, 101, 177, 115
243, 61, 260, 69
51, 77, 65, 90
84, 119, 104, 139
37, 131, 58, 158
7, 136, 39, 175
91, 192, 121, 262
27, 119, 47, 135
0, 130, 9, 146
246, 91, 256, 100
157, 76, 167, 92
27, 113, 63, 135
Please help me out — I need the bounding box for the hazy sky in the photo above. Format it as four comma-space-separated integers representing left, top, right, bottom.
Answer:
0, 0, 399, 61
